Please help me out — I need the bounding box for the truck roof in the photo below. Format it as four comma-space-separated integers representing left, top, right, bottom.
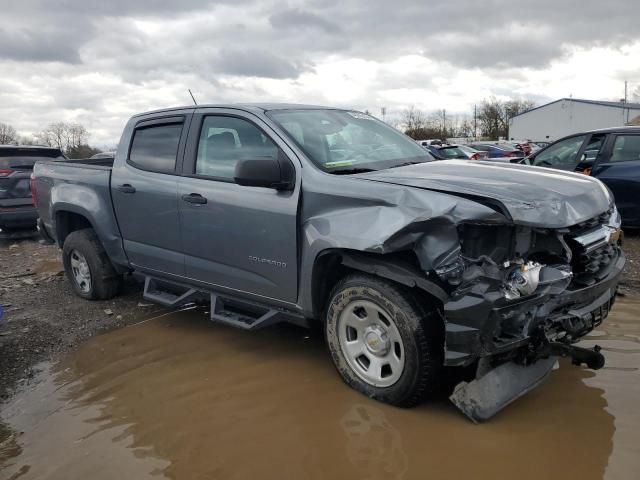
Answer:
131, 103, 343, 118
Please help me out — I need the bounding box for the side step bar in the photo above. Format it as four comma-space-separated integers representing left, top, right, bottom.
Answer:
143, 277, 199, 307
210, 293, 309, 330
141, 274, 308, 330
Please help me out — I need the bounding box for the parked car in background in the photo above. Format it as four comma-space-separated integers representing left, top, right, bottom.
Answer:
458, 145, 488, 160
0, 145, 65, 237
524, 126, 640, 227
425, 144, 469, 159
468, 142, 524, 162
90, 151, 116, 159
503, 140, 533, 156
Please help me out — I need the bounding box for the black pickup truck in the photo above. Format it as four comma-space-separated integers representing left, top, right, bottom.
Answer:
33, 104, 625, 421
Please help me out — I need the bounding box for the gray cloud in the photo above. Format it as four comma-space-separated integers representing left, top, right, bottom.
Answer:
269, 8, 341, 33
2, 0, 640, 144
0, 26, 88, 63
215, 49, 307, 79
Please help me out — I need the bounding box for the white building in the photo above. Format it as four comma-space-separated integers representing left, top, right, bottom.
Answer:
509, 98, 640, 142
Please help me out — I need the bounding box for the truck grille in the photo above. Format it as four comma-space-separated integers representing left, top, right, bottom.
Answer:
565, 214, 618, 287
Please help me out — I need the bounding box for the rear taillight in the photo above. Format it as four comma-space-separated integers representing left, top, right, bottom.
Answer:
30, 172, 38, 207
470, 153, 480, 160
0, 169, 14, 177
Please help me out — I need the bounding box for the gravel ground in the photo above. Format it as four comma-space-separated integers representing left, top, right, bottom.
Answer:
0, 230, 639, 402
0, 235, 167, 402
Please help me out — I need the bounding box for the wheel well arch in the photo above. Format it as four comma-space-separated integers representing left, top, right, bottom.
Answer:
311, 249, 449, 320
54, 210, 93, 247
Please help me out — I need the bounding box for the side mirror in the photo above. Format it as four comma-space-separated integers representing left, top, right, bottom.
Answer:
234, 157, 294, 190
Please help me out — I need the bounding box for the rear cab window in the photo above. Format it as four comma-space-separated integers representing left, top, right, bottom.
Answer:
128, 121, 184, 173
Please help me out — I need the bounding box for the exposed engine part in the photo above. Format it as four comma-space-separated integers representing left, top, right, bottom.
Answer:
434, 257, 466, 285
548, 343, 605, 370
504, 261, 543, 299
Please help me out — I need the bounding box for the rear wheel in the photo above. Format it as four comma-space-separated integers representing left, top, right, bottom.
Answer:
62, 229, 122, 300
325, 274, 443, 407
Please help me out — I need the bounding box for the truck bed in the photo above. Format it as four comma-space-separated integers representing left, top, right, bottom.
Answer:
33, 158, 129, 271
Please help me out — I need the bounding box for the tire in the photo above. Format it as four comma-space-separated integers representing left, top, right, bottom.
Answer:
325, 274, 443, 407
62, 228, 122, 300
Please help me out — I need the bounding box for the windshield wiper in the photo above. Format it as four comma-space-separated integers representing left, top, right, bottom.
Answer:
329, 167, 377, 175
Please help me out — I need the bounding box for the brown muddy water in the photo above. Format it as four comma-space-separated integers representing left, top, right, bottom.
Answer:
1, 298, 639, 480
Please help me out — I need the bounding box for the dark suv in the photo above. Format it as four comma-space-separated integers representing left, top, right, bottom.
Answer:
0, 145, 65, 237
524, 127, 640, 227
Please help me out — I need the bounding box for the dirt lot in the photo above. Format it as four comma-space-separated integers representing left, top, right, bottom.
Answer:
0, 235, 167, 402
1, 231, 639, 403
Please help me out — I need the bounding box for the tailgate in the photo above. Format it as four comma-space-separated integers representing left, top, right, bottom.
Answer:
0, 160, 35, 206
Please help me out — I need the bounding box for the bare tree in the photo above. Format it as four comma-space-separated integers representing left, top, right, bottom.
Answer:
0, 123, 18, 144
400, 106, 427, 133
34, 122, 91, 154
477, 97, 535, 139
67, 123, 89, 149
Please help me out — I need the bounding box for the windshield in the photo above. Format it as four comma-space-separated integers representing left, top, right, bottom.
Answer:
268, 109, 433, 172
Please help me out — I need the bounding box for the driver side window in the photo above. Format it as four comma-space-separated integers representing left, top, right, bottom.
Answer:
533, 135, 586, 168
195, 116, 279, 180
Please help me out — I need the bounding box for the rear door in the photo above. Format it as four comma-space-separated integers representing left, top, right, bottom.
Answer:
592, 133, 640, 226
177, 108, 300, 303
111, 112, 192, 276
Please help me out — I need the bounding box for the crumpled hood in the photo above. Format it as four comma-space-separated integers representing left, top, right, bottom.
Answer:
360, 160, 612, 228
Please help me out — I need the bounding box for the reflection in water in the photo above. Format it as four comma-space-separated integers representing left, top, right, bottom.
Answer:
1, 297, 639, 479
340, 404, 408, 480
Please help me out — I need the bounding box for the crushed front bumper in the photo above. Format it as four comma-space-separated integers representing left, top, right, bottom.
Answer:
443, 251, 625, 367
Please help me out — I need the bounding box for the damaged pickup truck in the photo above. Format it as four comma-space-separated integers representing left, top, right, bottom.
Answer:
32, 105, 625, 421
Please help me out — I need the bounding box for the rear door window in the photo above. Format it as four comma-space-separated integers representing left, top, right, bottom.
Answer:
128, 123, 183, 173
609, 135, 640, 162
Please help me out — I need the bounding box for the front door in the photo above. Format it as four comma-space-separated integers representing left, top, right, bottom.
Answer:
177, 109, 300, 303
111, 113, 191, 276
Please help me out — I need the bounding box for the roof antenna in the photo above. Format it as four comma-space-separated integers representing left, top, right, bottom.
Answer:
188, 89, 198, 106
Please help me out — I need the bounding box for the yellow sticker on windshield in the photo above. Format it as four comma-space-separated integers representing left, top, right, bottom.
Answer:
325, 160, 355, 168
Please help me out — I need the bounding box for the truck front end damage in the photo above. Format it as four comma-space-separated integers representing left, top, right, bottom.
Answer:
433, 208, 624, 421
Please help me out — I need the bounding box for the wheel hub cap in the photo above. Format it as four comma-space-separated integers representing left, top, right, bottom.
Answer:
337, 299, 405, 387
70, 249, 91, 293
364, 326, 390, 356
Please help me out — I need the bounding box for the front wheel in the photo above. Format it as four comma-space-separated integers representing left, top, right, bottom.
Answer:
62, 228, 122, 300
325, 274, 443, 407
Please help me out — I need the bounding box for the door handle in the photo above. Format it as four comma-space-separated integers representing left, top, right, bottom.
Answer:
116, 184, 136, 194
181, 193, 207, 205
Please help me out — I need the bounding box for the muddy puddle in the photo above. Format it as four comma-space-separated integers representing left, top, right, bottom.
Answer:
1, 297, 639, 480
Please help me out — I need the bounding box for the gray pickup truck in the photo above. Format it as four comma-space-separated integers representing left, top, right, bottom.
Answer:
33, 104, 625, 421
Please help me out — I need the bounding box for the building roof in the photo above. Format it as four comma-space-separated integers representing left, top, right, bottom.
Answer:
512, 98, 640, 118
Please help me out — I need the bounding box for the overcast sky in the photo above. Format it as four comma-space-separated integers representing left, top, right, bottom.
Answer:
2, 0, 640, 145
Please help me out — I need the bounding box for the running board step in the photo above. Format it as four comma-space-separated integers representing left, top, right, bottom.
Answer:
143, 276, 199, 308
210, 293, 308, 330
